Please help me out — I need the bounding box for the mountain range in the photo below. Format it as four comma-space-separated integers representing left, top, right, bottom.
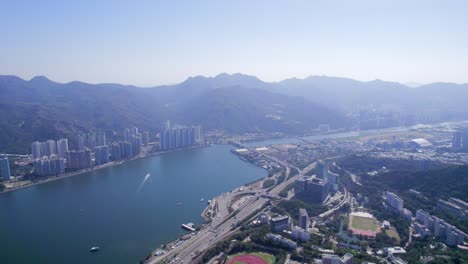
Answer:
1, 73, 468, 153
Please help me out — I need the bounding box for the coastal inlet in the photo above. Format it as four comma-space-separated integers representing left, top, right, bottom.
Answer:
0, 144, 267, 264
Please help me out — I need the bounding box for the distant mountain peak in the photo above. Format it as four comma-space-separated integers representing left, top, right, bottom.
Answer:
30, 75, 52, 82
181, 73, 266, 90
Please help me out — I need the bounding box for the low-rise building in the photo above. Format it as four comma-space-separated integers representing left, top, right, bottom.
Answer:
266, 233, 297, 249
321, 253, 353, 264
258, 213, 270, 224
437, 199, 467, 219
399, 208, 413, 221
270, 215, 290, 232
414, 222, 431, 237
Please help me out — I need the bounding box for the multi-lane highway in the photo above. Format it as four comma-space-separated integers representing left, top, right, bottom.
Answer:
147, 142, 306, 264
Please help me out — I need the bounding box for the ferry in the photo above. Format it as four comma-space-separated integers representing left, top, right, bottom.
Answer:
89, 246, 100, 252
181, 223, 196, 232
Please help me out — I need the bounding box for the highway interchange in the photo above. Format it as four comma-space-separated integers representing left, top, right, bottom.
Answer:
147, 142, 349, 264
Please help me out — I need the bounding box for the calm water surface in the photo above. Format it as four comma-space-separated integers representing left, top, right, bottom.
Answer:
0, 145, 266, 264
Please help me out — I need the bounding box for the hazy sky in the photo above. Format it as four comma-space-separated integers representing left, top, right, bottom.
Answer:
1, 0, 467, 86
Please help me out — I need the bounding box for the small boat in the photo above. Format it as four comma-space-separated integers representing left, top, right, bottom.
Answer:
177, 202, 182, 206
89, 246, 100, 252
207, 200, 212, 205
200, 198, 204, 202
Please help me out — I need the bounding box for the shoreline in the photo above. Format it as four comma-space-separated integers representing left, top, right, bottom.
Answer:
0, 144, 207, 194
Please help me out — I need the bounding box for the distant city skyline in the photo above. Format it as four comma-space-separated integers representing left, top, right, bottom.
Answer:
1, 0, 467, 85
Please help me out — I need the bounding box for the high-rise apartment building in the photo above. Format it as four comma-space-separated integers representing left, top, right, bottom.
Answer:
131, 135, 142, 156
120, 141, 133, 159
386, 191, 404, 211
0, 157, 11, 181
33, 156, 66, 177
31, 140, 59, 158
299, 208, 309, 230
56, 138, 69, 159
67, 150, 92, 170
96, 130, 106, 146
160, 126, 202, 150
316, 160, 328, 180
111, 143, 122, 161
32, 141, 42, 159
93, 145, 109, 165
142, 132, 150, 147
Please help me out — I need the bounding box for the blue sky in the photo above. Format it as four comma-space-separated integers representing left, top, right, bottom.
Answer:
1, 0, 467, 86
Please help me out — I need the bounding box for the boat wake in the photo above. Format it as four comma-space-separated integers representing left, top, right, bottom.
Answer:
137, 173, 151, 193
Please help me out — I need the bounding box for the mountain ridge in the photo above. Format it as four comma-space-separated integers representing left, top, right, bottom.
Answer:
0, 74, 350, 153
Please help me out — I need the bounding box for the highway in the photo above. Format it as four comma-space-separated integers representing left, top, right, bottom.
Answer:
147, 142, 306, 264
147, 141, 349, 264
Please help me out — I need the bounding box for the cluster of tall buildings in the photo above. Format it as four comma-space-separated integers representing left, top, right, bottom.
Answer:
28, 123, 202, 178
0, 157, 11, 181
33, 157, 66, 177
160, 122, 203, 150
295, 176, 329, 203
294, 161, 341, 203
31, 139, 69, 176
93, 145, 110, 165
30, 126, 151, 177
414, 209, 466, 246
66, 149, 92, 170
452, 130, 468, 149
267, 208, 311, 242
77, 131, 106, 150
31, 138, 69, 159
112, 127, 143, 160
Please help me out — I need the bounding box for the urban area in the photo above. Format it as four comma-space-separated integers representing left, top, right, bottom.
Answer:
1, 121, 468, 264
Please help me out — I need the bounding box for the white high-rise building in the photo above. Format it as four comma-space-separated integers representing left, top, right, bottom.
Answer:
130, 127, 139, 136
46, 140, 57, 156
0, 157, 11, 181
386, 191, 404, 211
77, 134, 86, 151
56, 138, 69, 159
96, 131, 106, 146
32, 141, 42, 159
299, 208, 309, 230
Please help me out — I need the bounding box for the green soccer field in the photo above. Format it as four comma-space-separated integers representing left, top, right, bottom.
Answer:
350, 215, 380, 231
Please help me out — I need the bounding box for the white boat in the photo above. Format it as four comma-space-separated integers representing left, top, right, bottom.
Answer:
181, 223, 196, 232
207, 200, 212, 204
200, 198, 204, 202
89, 246, 100, 252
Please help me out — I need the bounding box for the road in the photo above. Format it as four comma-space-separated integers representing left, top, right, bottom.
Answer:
148, 142, 305, 264
149, 194, 268, 264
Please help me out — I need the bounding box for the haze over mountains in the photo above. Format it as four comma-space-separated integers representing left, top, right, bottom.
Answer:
1, 73, 468, 153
